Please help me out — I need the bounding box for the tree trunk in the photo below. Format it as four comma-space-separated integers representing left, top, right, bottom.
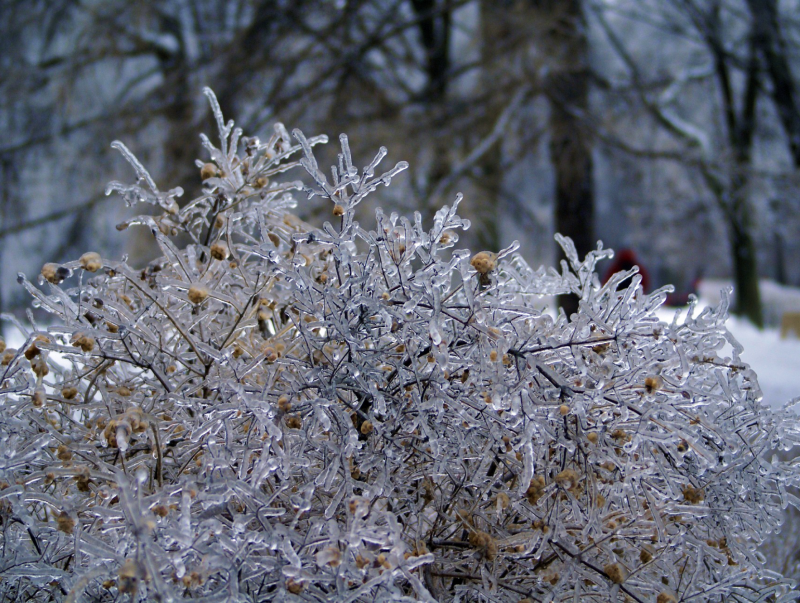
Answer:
746, 0, 800, 167
730, 216, 763, 328
533, 0, 594, 318
410, 0, 453, 225
472, 0, 510, 252
707, 6, 763, 327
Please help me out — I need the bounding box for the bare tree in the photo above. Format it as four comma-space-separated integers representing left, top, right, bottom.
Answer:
591, 0, 775, 326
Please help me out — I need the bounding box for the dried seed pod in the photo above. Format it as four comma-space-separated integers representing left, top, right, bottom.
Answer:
604, 562, 625, 584
210, 242, 229, 260
79, 252, 102, 272
470, 251, 496, 275
41, 263, 63, 284
31, 387, 46, 407
56, 510, 75, 534
30, 355, 48, 378
1, 348, 15, 366
187, 284, 209, 304
71, 333, 95, 353
117, 558, 142, 594
56, 444, 72, 461
332, 204, 345, 216
200, 163, 218, 180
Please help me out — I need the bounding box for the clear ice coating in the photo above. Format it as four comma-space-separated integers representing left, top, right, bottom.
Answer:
0, 88, 799, 602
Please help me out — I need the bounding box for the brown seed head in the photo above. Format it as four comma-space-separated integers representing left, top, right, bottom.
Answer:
210, 242, 229, 260
604, 562, 625, 584
56, 444, 72, 461
1, 349, 16, 366
57, 510, 75, 534
200, 163, 218, 180
30, 356, 49, 378
526, 475, 546, 505
332, 204, 345, 216
41, 263, 61, 284
79, 252, 102, 272
645, 376, 663, 394
682, 484, 704, 504
470, 251, 496, 275
32, 387, 45, 407
187, 284, 209, 304
286, 578, 304, 594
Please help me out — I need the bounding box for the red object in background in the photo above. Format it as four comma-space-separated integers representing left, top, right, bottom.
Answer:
602, 248, 651, 293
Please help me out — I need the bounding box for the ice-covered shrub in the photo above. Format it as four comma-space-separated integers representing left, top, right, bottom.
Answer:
1, 89, 799, 602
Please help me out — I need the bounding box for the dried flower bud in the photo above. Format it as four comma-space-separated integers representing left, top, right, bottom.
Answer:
468, 530, 498, 561
210, 242, 229, 260
31, 387, 45, 407
526, 475, 546, 505
286, 578, 303, 594
75, 467, 91, 492
1, 349, 15, 366
332, 204, 345, 216
682, 484, 704, 504
316, 546, 342, 567
56, 510, 75, 534
200, 163, 218, 180
555, 468, 579, 491
118, 558, 142, 594
30, 356, 48, 378
604, 562, 625, 584
151, 504, 169, 518
470, 251, 496, 275
71, 334, 95, 353
103, 420, 119, 448
645, 376, 663, 394
79, 252, 102, 272
56, 444, 72, 461
188, 284, 209, 304
61, 386, 79, 400
41, 263, 64, 284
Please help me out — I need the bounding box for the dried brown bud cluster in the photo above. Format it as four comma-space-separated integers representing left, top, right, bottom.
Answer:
200, 163, 219, 180
79, 251, 102, 272
187, 284, 210, 304
470, 251, 496, 275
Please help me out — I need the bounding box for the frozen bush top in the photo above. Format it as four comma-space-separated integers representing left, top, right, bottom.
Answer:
1, 88, 799, 602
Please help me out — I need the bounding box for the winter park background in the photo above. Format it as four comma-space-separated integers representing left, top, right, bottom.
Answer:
2, 0, 800, 598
